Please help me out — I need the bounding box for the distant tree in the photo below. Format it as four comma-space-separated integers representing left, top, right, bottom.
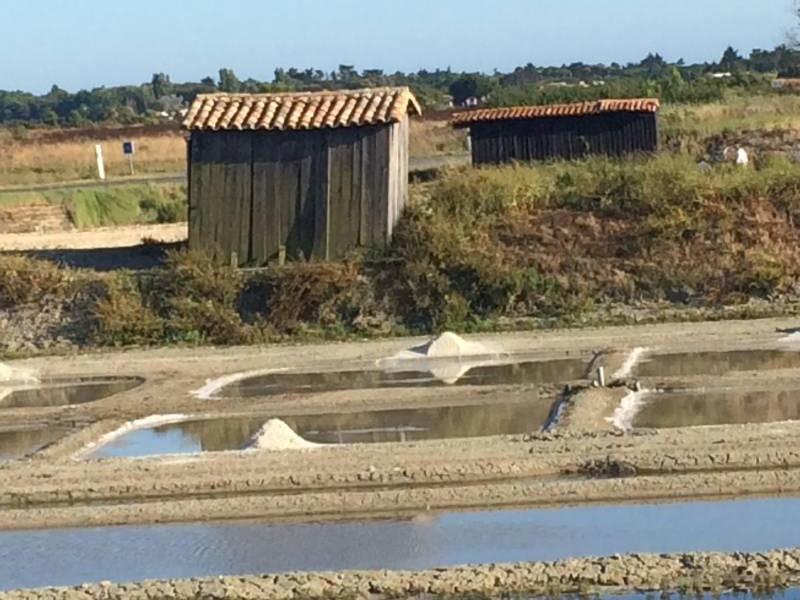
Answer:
335, 65, 358, 83
448, 74, 495, 105
151, 73, 172, 99
200, 76, 217, 88
218, 68, 241, 92
661, 67, 687, 102
639, 53, 669, 78
719, 46, 743, 71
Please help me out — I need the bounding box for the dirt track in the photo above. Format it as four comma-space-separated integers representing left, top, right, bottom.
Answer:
0, 222, 187, 251
1, 317, 800, 532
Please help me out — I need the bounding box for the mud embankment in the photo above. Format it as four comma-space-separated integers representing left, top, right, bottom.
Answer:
3, 420, 800, 530
2, 549, 799, 599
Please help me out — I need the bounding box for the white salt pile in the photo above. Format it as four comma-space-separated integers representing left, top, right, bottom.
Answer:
0, 361, 38, 384
779, 331, 800, 345
388, 332, 495, 361
244, 419, 321, 451
191, 368, 289, 400
0, 362, 39, 404
611, 347, 649, 380
376, 332, 507, 384
606, 390, 652, 433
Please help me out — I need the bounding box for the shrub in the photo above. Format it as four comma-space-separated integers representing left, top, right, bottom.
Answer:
0, 255, 76, 308
245, 262, 371, 331
90, 277, 164, 346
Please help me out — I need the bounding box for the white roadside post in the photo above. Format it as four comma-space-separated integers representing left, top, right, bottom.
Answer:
95, 144, 106, 180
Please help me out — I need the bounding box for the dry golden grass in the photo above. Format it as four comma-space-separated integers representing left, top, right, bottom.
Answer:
409, 119, 467, 157
3, 95, 793, 187
661, 94, 800, 141
0, 133, 186, 186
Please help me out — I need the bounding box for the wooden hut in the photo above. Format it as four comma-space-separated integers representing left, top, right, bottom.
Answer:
182, 87, 421, 264
452, 98, 660, 165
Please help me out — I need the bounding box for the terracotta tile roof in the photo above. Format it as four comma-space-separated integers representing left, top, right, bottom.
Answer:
451, 98, 661, 127
183, 87, 421, 131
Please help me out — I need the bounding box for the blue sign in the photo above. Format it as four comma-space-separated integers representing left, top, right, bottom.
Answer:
122, 141, 135, 155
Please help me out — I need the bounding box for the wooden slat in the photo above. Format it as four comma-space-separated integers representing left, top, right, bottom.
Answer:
252, 132, 281, 264
358, 130, 368, 245
312, 132, 331, 260
298, 140, 315, 261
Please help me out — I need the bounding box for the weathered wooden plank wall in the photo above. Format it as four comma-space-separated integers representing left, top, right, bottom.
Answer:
189, 132, 252, 262
189, 122, 405, 265
469, 112, 658, 165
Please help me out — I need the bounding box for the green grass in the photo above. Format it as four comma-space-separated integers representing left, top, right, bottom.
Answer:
0, 183, 186, 228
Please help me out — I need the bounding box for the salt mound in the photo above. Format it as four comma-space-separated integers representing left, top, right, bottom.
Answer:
416, 332, 492, 359
611, 347, 649, 380
0, 361, 38, 385
779, 331, 800, 345
380, 332, 495, 363
606, 390, 652, 433
428, 363, 473, 385
376, 332, 506, 385
245, 419, 321, 451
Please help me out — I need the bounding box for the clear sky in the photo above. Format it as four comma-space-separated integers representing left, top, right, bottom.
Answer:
2, 0, 795, 94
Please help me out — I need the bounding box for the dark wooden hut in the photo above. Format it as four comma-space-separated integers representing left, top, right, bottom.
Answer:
182, 87, 421, 264
452, 98, 660, 165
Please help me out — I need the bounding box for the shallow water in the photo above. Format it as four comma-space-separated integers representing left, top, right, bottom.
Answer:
636, 388, 800, 429
606, 592, 800, 600
91, 401, 553, 458
504, 593, 800, 600
635, 350, 800, 379
1, 497, 800, 591
0, 427, 70, 461
0, 377, 143, 409
222, 358, 589, 398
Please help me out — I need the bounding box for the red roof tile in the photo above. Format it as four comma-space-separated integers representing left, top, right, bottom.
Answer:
183, 87, 421, 131
451, 98, 661, 127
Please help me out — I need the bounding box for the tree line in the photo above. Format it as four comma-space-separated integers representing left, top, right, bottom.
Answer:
1, 45, 798, 128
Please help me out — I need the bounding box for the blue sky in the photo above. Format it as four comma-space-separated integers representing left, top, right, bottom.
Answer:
2, 0, 795, 93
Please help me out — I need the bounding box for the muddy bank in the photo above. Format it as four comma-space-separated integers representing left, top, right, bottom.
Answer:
3, 419, 800, 530
2, 549, 799, 599
554, 387, 628, 432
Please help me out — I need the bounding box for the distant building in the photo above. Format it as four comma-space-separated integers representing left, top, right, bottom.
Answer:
182, 87, 421, 264
772, 78, 800, 91
461, 96, 488, 108
451, 98, 660, 165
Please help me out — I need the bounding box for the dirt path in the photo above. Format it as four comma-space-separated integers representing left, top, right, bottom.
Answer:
0, 222, 187, 250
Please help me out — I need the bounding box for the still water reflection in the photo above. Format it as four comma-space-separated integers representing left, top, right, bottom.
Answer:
1, 497, 799, 591
223, 359, 589, 398
0, 378, 143, 409
93, 401, 552, 458
636, 388, 800, 429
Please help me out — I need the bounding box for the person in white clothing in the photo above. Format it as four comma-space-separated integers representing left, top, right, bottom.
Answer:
736, 147, 749, 167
